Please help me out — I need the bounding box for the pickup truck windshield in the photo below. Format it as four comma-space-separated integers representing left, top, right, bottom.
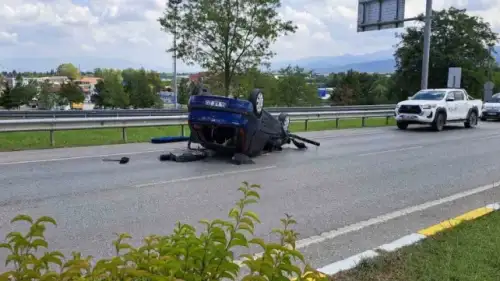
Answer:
411, 91, 446, 100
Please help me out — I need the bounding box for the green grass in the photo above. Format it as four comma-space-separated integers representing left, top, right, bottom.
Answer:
0, 117, 396, 152
330, 211, 500, 281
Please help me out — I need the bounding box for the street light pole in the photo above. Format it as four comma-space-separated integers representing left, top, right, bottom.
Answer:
421, 0, 433, 89
169, 0, 181, 99
172, 27, 177, 95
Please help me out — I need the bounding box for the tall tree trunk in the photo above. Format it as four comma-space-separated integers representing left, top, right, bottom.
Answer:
224, 62, 231, 96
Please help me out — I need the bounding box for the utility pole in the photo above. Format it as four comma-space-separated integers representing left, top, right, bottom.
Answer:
170, 0, 182, 97
421, 0, 433, 89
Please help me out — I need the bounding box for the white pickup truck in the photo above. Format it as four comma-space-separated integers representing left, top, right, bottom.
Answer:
394, 88, 483, 131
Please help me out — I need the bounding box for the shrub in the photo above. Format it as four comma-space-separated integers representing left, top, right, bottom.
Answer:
0, 182, 326, 281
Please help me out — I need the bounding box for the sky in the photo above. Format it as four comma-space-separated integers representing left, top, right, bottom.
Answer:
0, 0, 499, 72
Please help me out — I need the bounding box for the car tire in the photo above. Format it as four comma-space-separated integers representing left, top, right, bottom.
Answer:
397, 121, 408, 130
278, 113, 290, 132
249, 89, 264, 117
464, 111, 478, 128
432, 112, 445, 131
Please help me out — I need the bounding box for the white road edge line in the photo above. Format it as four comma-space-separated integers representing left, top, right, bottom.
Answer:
0, 149, 168, 166
235, 182, 500, 267
295, 181, 499, 249
357, 145, 423, 156
135, 165, 277, 188
318, 202, 500, 275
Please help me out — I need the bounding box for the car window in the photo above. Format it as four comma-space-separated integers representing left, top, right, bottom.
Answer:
454, 91, 464, 100
446, 92, 455, 100
411, 90, 446, 100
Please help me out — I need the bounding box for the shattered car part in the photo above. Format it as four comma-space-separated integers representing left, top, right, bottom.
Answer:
159, 150, 208, 162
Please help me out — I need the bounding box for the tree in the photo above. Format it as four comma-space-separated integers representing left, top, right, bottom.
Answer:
0, 83, 17, 109
56, 63, 81, 80
94, 71, 129, 109
394, 7, 499, 100
177, 77, 190, 104
331, 70, 362, 105
273, 66, 318, 106
158, 0, 296, 96
37, 80, 59, 109
58, 82, 84, 105
125, 68, 161, 108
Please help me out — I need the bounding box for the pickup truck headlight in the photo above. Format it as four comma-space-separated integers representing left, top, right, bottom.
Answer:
421, 104, 436, 109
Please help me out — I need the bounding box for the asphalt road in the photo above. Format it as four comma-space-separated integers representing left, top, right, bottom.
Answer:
2, 122, 500, 270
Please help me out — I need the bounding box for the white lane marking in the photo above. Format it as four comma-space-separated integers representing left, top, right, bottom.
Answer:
294, 181, 500, 249
376, 233, 426, 253
135, 165, 277, 188
317, 250, 379, 275
0, 149, 167, 166
357, 145, 423, 156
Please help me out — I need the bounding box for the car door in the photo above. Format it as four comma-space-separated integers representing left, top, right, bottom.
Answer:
445, 92, 459, 120
453, 91, 467, 119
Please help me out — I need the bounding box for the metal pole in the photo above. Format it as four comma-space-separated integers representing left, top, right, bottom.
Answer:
421, 0, 433, 89
488, 46, 493, 81
172, 28, 177, 95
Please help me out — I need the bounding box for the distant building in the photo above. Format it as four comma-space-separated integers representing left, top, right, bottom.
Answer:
74, 76, 102, 102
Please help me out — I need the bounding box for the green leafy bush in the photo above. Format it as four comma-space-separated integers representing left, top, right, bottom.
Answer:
0, 182, 326, 281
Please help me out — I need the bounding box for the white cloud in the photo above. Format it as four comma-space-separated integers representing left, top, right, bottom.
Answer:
0, 31, 18, 45
0, 0, 499, 71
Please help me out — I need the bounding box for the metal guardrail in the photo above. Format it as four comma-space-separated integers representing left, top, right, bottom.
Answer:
0, 104, 397, 119
0, 110, 396, 146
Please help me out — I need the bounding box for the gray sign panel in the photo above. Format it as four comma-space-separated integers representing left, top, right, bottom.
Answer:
357, 0, 406, 32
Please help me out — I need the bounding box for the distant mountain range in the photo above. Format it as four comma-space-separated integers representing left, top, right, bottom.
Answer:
1, 47, 499, 74
271, 46, 500, 74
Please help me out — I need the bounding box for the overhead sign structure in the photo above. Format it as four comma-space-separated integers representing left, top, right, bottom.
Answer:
357, 0, 406, 32
357, 0, 434, 90
447, 67, 462, 88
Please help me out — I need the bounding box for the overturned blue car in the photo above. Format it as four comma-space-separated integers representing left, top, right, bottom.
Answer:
166, 87, 320, 164
158, 86, 319, 164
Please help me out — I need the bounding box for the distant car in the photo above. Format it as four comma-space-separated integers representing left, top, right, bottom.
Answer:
481, 93, 500, 121
187, 87, 318, 158
394, 88, 483, 131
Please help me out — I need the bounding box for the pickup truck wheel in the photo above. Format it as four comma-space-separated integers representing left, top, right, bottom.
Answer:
432, 112, 445, 131
397, 121, 408, 130
464, 111, 478, 128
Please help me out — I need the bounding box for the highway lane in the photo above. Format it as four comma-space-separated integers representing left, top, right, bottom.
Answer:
2, 123, 500, 269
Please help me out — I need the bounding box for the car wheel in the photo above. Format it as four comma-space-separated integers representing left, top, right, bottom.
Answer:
432, 112, 445, 131
249, 89, 264, 117
278, 113, 290, 132
397, 121, 408, 130
464, 111, 478, 128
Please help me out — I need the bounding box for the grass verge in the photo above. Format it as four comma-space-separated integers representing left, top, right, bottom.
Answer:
330, 210, 500, 281
0, 117, 396, 151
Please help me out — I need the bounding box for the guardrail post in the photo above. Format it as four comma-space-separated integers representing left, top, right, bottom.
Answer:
335, 118, 339, 128
122, 127, 127, 142
361, 117, 366, 127
181, 125, 185, 136
49, 130, 55, 146
304, 120, 308, 131
386, 116, 390, 125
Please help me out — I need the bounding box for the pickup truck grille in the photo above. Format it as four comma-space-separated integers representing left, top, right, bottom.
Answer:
398, 105, 421, 114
